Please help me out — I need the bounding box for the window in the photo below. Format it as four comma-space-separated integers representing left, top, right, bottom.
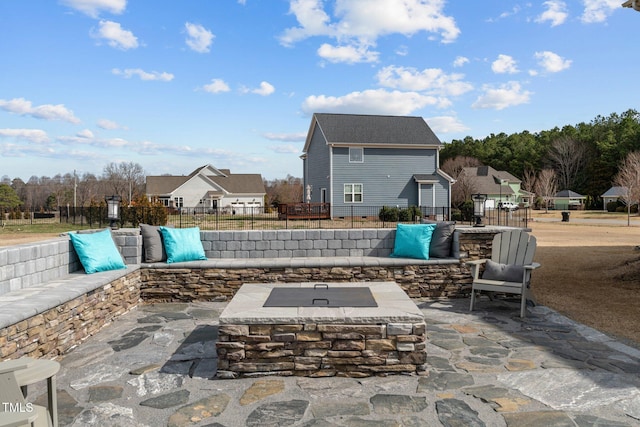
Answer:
349, 147, 363, 163
344, 184, 363, 203
174, 197, 183, 208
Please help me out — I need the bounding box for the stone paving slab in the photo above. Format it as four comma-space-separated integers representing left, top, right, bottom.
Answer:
24, 297, 640, 426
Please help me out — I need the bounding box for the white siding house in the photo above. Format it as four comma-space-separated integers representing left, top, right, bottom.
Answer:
146, 165, 265, 214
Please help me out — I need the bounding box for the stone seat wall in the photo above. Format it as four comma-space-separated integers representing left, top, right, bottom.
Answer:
0, 226, 506, 361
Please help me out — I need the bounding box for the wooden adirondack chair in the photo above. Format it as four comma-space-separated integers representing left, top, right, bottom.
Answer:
467, 230, 540, 318
0, 360, 52, 427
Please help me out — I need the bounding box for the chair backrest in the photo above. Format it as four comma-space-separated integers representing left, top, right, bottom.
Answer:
491, 230, 536, 266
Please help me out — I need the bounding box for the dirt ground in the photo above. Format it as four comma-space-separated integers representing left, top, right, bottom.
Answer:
2, 217, 640, 347
528, 220, 640, 348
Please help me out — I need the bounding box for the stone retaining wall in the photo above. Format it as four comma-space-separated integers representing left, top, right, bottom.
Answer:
0, 270, 141, 360
217, 321, 427, 378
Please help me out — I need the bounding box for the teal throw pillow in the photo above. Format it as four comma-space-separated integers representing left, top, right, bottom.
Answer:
69, 228, 127, 274
390, 223, 436, 260
160, 226, 207, 263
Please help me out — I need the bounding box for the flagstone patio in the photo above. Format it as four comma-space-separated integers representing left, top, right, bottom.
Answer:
26, 297, 640, 426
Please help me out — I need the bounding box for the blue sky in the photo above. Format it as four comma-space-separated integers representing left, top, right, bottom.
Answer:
1, 0, 637, 181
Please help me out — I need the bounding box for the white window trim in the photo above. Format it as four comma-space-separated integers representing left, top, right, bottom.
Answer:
349, 147, 364, 163
344, 183, 363, 203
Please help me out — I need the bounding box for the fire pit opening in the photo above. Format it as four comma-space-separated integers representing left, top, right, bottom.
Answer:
263, 283, 378, 307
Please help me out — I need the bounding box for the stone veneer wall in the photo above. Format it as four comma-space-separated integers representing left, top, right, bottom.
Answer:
139, 263, 471, 303
138, 230, 499, 303
216, 321, 427, 378
0, 271, 141, 360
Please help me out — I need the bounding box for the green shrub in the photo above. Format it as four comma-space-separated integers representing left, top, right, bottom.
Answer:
378, 206, 399, 222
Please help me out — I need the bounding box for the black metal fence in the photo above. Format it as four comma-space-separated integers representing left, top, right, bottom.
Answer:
3, 205, 528, 230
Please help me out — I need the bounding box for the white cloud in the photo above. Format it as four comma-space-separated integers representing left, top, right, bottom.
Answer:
425, 116, 469, 134
60, 0, 126, 18
472, 82, 532, 110
97, 118, 126, 130
280, 0, 460, 62
202, 79, 231, 94
243, 81, 275, 96
492, 54, 519, 74
453, 56, 469, 67
262, 132, 307, 142
536, 1, 569, 26
376, 66, 473, 96
185, 22, 214, 53
535, 51, 572, 72
93, 20, 138, 50
317, 43, 379, 64
581, 0, 620, 23
0, 98, 81, 123
301, 88, 439, 116
0, 128, 50, 143
112, 68, 174, 81
486, 6, 523, 22
77, 129, 94, 139
268, 144, 300, 154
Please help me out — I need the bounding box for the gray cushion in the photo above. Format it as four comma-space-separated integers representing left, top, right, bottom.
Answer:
140, 224, 166, 263
422, 221, 455, 258
482, 259, 525, 282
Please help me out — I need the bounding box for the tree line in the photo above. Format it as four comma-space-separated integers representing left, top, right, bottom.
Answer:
0, 162, 146, 213
440, 109, 640, 209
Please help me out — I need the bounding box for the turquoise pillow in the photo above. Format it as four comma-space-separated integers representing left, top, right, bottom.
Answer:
390, 223, 437, 260
69, 228, 127, 274
160, 226, 207, 263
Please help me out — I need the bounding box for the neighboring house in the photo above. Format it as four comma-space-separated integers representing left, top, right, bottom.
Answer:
552, 190, 586, 210
146, 165, 266, 214
301, 113, 454, 218
601, 186, 628, 210
463, 166, 533, 208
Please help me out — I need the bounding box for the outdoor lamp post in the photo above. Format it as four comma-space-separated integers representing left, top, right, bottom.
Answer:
105, 195, 121, 229
472, 194, 487, 227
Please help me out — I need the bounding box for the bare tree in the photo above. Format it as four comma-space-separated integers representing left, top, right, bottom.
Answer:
441, 156, 481, 207
264, 175, 303, 207
613, 151, 640, 226
547, 137, 586, 191
103, 162, 145, 203
535, 169, 557, 213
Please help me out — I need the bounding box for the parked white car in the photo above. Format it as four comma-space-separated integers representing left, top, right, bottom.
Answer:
497, 201, 519, 211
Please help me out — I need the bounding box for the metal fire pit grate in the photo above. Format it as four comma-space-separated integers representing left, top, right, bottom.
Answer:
263, 284, 378, 307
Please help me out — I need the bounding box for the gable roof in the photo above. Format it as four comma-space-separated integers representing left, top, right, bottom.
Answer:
303, 113, 442, 152
463, 166, 519, 196
146, 164, 265, 196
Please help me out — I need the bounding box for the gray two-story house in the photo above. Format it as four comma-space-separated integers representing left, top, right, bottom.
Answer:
301, 113, 453, 219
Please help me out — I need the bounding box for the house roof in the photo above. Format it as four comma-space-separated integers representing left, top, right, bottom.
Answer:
146, 165, 265, 196
622, 0, 640, 11
601, 186, 628, 197
554, 190, 585, 198
304, 113, 442, 152
463, 166, 519, 196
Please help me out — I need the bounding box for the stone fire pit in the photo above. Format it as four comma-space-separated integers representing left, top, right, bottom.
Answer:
216, 281, 426, 378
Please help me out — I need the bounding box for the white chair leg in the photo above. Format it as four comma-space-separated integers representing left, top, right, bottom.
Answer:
469, 289, 476, 311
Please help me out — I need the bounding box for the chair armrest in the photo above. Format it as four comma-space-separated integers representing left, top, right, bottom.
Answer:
0, 359, 31, 375
524, 262, 541, 270
465, 259, 487, 280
